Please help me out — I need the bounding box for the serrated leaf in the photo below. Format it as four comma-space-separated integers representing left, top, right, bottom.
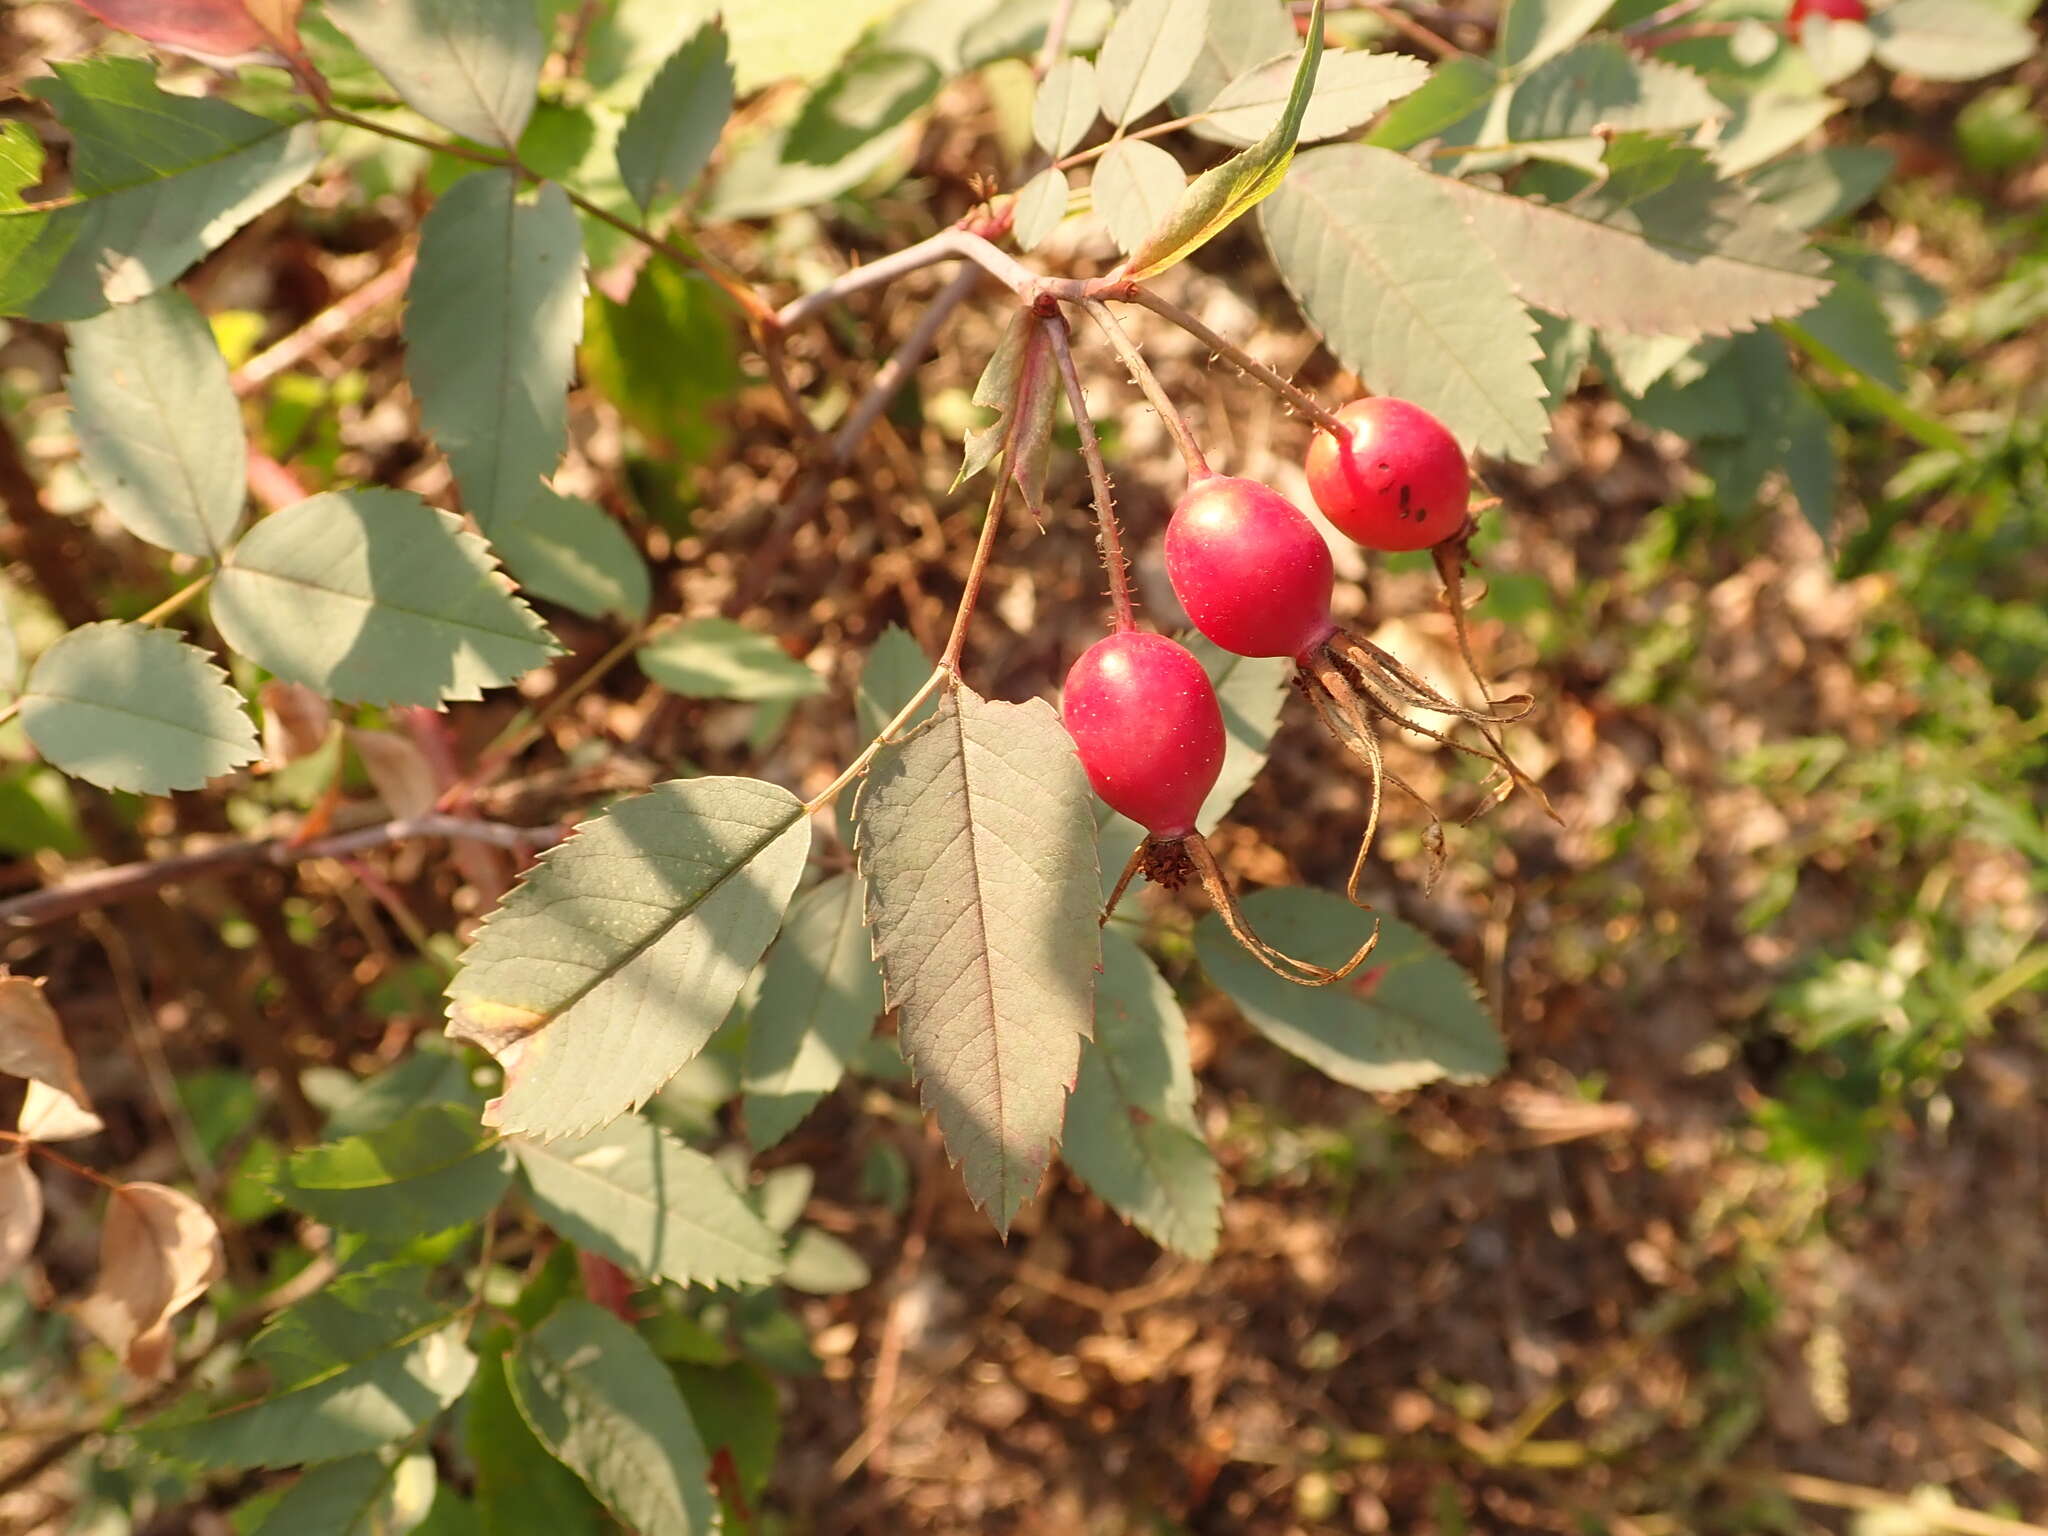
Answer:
326, 0, 543, 148
1600, 331, 1699, 397
1033, 56, 1099, 156
22, 622, 256, 794
1793, 264, 1901, 389
1093, 137, 1187, 256
146, 1267, 476, 1469
514, 1115, 784, 1288
637, 618, 824, 702
470, 1349, 607, 1536
1098, 0, 1208, 124
491, 489, 651, 623
953, 306, 1059, 513
5, 59, 320, 321
1173, 0, 1297, 114
617, 22, 734, 212
786, 48, 942, 167
1261, 144, 1550, 460
1436, 139, 1831, 338
1504, 38, 1722, 145
446, 777, 811, 1139
854, 682, 1099, 1231
65, 287, 245, 558
1062, 931, 1221, 1257
1868, 0, 2034, 81
1200, 48, 1427, 146
742, 873, 883, 1149
1013, 166, 1070, 251
1100, 636, 1290, 887
249, 1453, 409, 1536
1122, 4, 1327, 278
212, 490, 559, 707
1197, 889, 1503, 1091
404, 170, 585, 533
1746, 145, 1893, 230
1364, 53, 1498, 150
323, 1050, 479, 1141
276, 1103, 513, 1239
1708, 90, 1841, 176
1497, 0, 1612, 71
509, 1301, 714, 1536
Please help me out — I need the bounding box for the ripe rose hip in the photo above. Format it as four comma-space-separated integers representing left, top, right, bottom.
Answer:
1163, 475, 1337, 661
1062, 631, 1223, 839
1787, 0, 1868, 27
1304, 397, 1470, 553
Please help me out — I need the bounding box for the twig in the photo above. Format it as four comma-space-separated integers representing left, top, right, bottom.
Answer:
136, 572, 214, 626
802, 668, 948, 815
941, 476, 1014, 673
231, 257, 416, 396
1118, 286, 1346, 434
1621, 0, 1713, 34
1776, 319, 1972, 456
776, 227, 1042, 331
1737, 1471, 2048, 1536
1043, 313, 1137, 632
1351, 0, 1464, 58
0, 816, 562, 929
1081, 298, 1211, 480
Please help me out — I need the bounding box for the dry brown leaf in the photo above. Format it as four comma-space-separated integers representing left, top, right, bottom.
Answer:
0, 971, 103, 1142
261, 680, 336, 768
0, 1147, 41, 1284
73, 1182, 224, 1380
349, 728, 440, 820
1500, 1082, 1640, 1145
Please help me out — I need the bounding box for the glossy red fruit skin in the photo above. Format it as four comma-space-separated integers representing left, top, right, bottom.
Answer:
1062, 632, 1225, 839
1304, 397, 1470, 553
1163, 476, 1337, 662
1787, 0, 1867, 27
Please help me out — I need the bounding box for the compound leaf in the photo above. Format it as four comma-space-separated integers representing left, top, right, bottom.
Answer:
326, 0, 543, 148
1438, 138, 1831, 338
1097, 0, 1208, 125
65, 286, 245, 558
213, 490, 558, 707
5, 59, 319, 321
1261, 143, 1549, 460
513, 1115, 783, 1289
146, 1267, 476, 1469
1062, 931, 1221, 1258
446, 777, 811, 1140
637, 618, 824, 703
404, 170, 585, 534
276, 1103, 513, 1239
854, 683, 1099, 1232
742, 872, 884, 1150
509, 1301, 715, 1536
22, 622, 256, 794
617, 22, 735, 211
1197, 888, 1503, 1092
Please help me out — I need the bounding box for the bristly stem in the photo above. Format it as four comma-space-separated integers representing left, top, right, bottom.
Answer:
1044, 313, 1138, 635
1117, 287, 1348, 435
1080, 299, 1211, 481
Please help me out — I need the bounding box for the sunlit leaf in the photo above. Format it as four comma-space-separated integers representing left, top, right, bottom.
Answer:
491, 489, 651, 624
1096, 0, 1208, 124
1262, 144, 1549, 460
854, 682, 1099, 1231
1199, 48, 1427, 147
1033, 56, 1099, 155
1503, 38, 1722, 145
21, 622, 257, 794
741, 872, 884, 1149
1092, 137, 1186, 256
277, 1103, 513, 1238
1062, 931, 1221, 1258
1197, 889, 1503, 1092
65, 287, 246, 558
787, 47, 941, 166
637, 618, 824, 703
617, 21, 733, 212
326, 0, 543, 147
147, 1267, 476, 1468
0, 1148, 40, 1285
0, 969, 104, 1142
781, 1228, 871, 1293
446, 777, 811, 1139
75, 1181, 223, 1381
509, 1301, 715, 1536
404, 171, 585, 533
74, 0, 301, 69
1364, 53, 1497, 150
5, 59, 320, 320
213, 490, 559, 707
1867, 0, 2034, 81
1013, 166, 1070, 251
514, 1114, 784, 1288
470, 1349, 607, 1534
1746, 145, 1893, 231
248, 1453, 417, 1536
1496, 0, 1613, 71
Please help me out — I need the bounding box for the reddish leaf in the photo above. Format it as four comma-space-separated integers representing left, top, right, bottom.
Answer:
348, 729, 440, 820
0, 1148, 41, 1284
260, 680, 334, 767
73, 1181, 224, 1380
72, 0, 307, 69
575, 1251, 639, 1324
0, 970, 103, 1142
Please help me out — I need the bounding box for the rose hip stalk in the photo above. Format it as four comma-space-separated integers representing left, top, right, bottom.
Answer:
1063, 630, 1375, 986
1165, 473, 1545, 900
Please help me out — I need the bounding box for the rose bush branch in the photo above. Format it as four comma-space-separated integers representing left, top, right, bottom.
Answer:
1081, 299, 1212, 480
1044, 313, 1138, 633
1119, 287, 1346, 434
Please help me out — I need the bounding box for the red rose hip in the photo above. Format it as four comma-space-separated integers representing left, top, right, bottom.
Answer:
1163, 476, 1337, 661
1304, 397, 1470, 552
1787, 0, 1867, 27
1062, 631, 1224, 839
